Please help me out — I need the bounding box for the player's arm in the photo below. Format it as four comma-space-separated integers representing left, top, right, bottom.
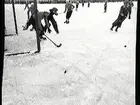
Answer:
24, 4, 27, 10
120, 6, 124, 16
64, 4, 67, 13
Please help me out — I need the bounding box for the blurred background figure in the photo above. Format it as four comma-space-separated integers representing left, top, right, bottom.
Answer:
75, 0, 79, 11
88, 1, 90, 8
104, 0, 108, 13
82, 0, 84, 7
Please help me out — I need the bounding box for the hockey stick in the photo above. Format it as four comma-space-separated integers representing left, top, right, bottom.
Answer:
43, 34, 62, 48
6, 51, 31, 56
5, 50, 40, 56
5, 34, 17, 36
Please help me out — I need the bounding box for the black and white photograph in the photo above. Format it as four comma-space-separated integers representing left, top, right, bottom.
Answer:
3, 0, 138, 104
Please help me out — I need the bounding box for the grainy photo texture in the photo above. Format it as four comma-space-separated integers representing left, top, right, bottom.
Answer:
3, 0, 137, 105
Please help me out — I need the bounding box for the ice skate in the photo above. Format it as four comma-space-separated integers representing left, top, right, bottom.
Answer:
110, 26, 114, 31
64, 20, 68, 23
66, 21, 69, 24
22, 25, 28, 30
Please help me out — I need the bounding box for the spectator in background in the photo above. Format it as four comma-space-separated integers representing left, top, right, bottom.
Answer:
75, 0, 79, 11
104, 0, 108, 13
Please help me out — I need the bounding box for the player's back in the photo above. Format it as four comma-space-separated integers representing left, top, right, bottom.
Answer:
119, 5, 129, 17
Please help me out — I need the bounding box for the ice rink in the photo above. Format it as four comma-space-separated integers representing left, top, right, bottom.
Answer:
3, 2, 137, 105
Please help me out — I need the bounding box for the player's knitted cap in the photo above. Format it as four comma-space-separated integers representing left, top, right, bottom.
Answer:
49, 7, 58, 15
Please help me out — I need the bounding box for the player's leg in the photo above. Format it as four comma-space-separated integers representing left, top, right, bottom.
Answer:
27, 10, 30, 19
115, 26, 119, 32
38, 24, 47, 40
66, 11, 73, 23
50, 17, 59, 34
64, 12, 69, 23
110, 25, 115, 31
23, 16, 35, 30
128, 6, 132, 19
115, 16, 126, 32
110, 14, 123, 31
110, 19, 118, 31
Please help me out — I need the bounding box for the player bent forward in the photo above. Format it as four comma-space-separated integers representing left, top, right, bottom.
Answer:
23, 7, 59, 40
110, 1, 130, 32
64, 1, 75, 24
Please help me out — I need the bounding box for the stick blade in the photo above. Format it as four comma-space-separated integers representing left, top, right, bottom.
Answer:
57, 43, 62, 48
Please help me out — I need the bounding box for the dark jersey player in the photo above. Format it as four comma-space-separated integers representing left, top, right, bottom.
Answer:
110, 1, 130, 32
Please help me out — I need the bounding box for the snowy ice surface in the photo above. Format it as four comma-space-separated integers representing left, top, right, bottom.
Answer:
3, 2, 137, 105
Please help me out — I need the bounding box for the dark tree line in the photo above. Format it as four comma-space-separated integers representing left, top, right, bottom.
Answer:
4, 0, 137, 4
